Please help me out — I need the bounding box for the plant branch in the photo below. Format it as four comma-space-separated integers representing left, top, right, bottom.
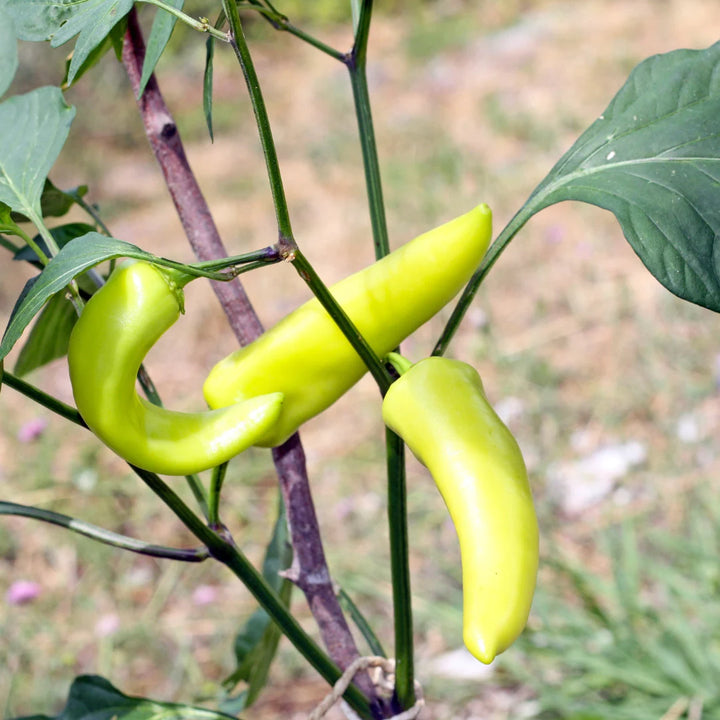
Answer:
0, 501, 209, 562
222, 0, 293, 241
137, 0, 230, 41
121, 10, 382, 713
346, 2, 415, 708
1, 370, 85, 426
386, 428, 415, 709
433, 206, 529, 356
131, 465, 374, 720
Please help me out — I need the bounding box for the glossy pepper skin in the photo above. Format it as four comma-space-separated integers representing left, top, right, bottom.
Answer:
68, 260, 284, 475
382, 354, 538, 664
204, 204, 493, 447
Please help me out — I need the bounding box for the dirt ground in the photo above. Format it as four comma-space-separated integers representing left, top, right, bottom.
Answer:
3, 1, 720, 718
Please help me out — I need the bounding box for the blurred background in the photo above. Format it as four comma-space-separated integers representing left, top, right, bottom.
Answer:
2, 1, 720, 718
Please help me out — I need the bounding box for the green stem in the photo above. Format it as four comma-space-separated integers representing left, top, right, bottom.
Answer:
290, 248, 392, 394
71, 192, 113, 237
386, 427, 415, 709
0, 501, 209, 562
137, 0, 229, 41
222, 0, 293, 241
348, 3, 416, 708
347, 0, 389, 260
132, 465, 374, 720
207, 461, 228, 527
433, 205, 531, 356
1, 370, 85, 426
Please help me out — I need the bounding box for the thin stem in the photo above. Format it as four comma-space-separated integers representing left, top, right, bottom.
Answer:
207, 461, 228, 527
347, 3, 415, 708
347, 0, 389, 260
0, 501, 209, 562
71, 192, 113, 237
290, 248, 392, 394
386, 428, 415, 709
433, 206, 530, 356
222, 0, 293, 240
137, 0, 230, 41
238, 0, 347, 60
1, 370, 85, 426
131, 465, 374, 720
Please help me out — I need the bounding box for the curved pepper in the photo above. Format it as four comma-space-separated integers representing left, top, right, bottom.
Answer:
204, 204, 493, 447
68, 260, 284, 475
382, 354, 538, 664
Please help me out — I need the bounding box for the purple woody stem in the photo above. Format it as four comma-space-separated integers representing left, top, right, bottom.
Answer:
120, 9, 382, 713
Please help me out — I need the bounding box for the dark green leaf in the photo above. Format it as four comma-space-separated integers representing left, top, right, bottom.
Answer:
204, 35, 215, 142
0, 233, 154, 362
0, 9, 18, 97
138, 0, 184, 99
0, 87, 75, 219
14, 222, 97, 267
4, 0, 134, 85
0, 202, 25, 242
222, 495, 292, 711
41, 180, 88, 218
11, 179, 90, 224
62, 32, 113, 89
11, 674, 237, 720
13, 291, 77, 376
526, 41, 720, 312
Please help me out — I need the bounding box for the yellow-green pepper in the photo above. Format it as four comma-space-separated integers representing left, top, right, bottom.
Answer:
68, 260, 284, 475
382, 353, 538, 664
204, 204, 493, 447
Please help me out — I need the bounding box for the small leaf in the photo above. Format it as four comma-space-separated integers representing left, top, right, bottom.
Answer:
4, 0, 134, 85
10, 674, 237, 720
62, 32, 114, 89
0, 87, 76, 219
0, 202, 25, 241
0, 232, 154, 362
13, 291, 77, 376
138, 0, 184, 99
0, 9, 18, 97
204, 35, 215, 142
525, 41, 720, 313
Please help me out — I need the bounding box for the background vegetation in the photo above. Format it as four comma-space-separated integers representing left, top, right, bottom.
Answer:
2, 1, 720, 718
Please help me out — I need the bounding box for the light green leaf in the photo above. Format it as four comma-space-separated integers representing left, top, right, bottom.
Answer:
0, 233, 154, 362
11, 674, 237, 720
138, 0, 184, 98
0, 87, 75, 219
2, 0, 73, 41
524, 41, 720, 312
0, 9, 18, 97
4, 0, 134, 85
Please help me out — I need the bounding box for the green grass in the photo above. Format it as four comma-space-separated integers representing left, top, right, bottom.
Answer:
501, 486, 720, 719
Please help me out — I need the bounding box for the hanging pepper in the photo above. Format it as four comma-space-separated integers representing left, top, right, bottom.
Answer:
68, 260, 284, 475
204, 204, 493, 447
382, 353, 538, 664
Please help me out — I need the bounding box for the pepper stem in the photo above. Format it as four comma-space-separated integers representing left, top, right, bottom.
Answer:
385, 352, 413, 377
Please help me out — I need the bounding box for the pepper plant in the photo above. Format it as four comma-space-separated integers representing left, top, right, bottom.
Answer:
1, 2, 720, 719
